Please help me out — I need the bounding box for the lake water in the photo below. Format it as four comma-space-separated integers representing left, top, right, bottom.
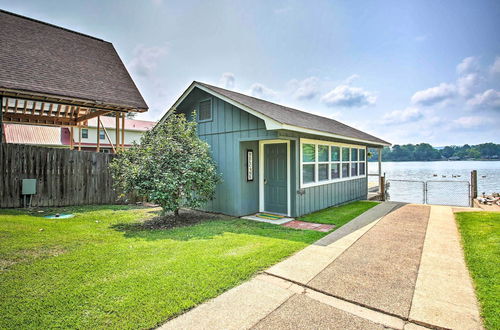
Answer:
368, 161, 500, 206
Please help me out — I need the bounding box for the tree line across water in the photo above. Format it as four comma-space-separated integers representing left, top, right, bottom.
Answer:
368, 143, 500, 162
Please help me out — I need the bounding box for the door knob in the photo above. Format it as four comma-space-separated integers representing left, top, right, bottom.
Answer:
264, 179, 268, 184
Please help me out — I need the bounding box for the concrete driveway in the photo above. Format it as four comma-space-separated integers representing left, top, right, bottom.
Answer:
160, 203, 483, 330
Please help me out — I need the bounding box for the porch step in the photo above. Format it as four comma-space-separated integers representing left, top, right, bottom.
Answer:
241, 214, 294, 225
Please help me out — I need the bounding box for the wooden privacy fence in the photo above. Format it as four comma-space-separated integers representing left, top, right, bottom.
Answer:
0, 144, 133, 208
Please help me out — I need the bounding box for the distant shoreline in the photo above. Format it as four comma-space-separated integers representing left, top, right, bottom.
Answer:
368, 159, 500, 162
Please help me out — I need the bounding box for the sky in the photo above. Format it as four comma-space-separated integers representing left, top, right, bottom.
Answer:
1, 0, 499, 146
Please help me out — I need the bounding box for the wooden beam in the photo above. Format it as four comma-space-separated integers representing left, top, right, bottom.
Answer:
121, 112, 125, 151
97, 115, 101, 152
2, 113, 77, 125
100, 117, 116, 154
0, 89, 143, 113
70, 126, 74, 150
56, 104, 62, 117
115, 113, 120, 153
22, 100, 28, 114
31, 101, 37, 115
48, 103, 54, 116
76, 110, 111, 123
78, 123, 82, 151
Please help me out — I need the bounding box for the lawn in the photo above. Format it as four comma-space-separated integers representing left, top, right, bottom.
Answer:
455, 211, 500, 330
299, 200, 379, 227
0, 205, 327, 329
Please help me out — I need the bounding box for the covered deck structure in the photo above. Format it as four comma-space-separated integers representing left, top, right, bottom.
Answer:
0, 9, 148, 152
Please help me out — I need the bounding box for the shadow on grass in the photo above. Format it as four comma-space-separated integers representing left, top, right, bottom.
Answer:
0, 204, 157, 218
110, 210, 323, 243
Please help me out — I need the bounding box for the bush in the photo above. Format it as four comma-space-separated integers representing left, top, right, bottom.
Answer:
110, 112, 221, 217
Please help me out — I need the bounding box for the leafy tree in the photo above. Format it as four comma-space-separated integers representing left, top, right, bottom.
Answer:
110, 112, 221, 217
441, 146, 455, 158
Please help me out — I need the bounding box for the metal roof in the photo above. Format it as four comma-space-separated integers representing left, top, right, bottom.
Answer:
2, 123, 69, 146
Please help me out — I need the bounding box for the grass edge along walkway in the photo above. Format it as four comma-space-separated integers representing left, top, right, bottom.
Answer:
455, 211, 500, 330
298, 201, 380, 227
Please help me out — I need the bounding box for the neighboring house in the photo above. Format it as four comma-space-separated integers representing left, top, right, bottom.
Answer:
71, 117, 156, 152
2, 117, 155, 152
159, 81, 390, 217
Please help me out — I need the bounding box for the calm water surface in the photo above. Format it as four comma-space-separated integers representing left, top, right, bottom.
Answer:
368, 161, 500, 205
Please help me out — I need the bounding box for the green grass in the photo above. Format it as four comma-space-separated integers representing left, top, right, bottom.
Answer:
455, 211, 500, 330
0, 205, 326, 329
299, 201, 379, 227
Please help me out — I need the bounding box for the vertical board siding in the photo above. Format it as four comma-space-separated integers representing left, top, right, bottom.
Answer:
0, 144, 134, 208
177, 88, 277, 216
295, 177, 368, 216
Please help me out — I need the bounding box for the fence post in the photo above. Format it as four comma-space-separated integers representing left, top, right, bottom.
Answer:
470, 170, 477, 206
380, 175, 385, 201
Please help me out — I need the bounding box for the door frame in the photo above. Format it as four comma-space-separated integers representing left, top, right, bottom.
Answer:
259, 139, 291, 216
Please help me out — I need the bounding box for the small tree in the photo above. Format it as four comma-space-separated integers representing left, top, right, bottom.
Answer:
110, 112, 221, 217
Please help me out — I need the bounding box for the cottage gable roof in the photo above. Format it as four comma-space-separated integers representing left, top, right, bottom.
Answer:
0, 10, 148, 111
165, 81, 390, 146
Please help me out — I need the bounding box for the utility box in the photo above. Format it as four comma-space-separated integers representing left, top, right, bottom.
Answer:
22, 179, 37, 195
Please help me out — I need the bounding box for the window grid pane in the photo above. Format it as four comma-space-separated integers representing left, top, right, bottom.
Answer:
351, 163, 358, 176
331, 146, 340, 161
318, 164, 328, 181
342, 163, 350, 177
342, 147, 350, 161
359, 149, 366, 161
351, 148, 358, 161
318, 145, 328, 162
302, 144, 315, 162
303, 164, 315, 183
331, 163, 340, 179
199, 100, 212, 121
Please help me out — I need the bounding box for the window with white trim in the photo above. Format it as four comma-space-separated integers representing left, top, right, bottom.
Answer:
300, 139, 367, 188
198, 99, 212, 122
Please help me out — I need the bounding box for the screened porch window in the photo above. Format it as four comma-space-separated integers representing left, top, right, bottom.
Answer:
300, 139, 367, 188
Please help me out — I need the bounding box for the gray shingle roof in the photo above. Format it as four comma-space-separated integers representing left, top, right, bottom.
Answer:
196, 82, 390, 146
0, 10, 148, 110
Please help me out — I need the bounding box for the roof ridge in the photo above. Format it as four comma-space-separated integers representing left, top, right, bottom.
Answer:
0, 9, 108, 43
196, 81, 372, 136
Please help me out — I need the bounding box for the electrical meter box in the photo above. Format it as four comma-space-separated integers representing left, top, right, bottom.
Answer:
22, 179, 37, 195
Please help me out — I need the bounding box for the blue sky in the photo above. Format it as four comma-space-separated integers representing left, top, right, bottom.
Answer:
2, 0, 499, 145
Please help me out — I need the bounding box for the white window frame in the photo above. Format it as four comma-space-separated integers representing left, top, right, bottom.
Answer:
197, 98, 213, 122
300, 138, 367, 188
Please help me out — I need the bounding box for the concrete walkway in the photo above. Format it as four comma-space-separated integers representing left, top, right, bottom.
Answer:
159, 203, 483, 330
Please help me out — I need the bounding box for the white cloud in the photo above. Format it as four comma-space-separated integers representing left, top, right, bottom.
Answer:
289, 77, 320, 100
381, 107, 424, 125
321, 85, 376, 107
343, 74, 360, 85
467, 89, 500, 110
219, 72, 235, 89
451, 116, 490, 129
457, 73, 481, 97
128, 45, 167, 77
411, 83, 456, 106
415, 35, 427, 42
456, 56, 479, 75
248, 83, 277, 100
491, 56, 500, 74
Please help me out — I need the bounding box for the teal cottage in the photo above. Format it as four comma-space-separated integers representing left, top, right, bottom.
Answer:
159, 82, 390, 217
